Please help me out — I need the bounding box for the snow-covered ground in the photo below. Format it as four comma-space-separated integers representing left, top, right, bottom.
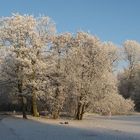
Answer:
0, 114, 140, 140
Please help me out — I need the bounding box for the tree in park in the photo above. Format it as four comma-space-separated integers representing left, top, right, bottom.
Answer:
118, 40, 140, 111
49, 32, 119, 120
0, 14, 56, 118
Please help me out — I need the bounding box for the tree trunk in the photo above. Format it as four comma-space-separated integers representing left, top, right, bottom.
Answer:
75, 103, 82, 120
75, 102, 85, 120
32, 91, 39, 117
22, 97, 27, 119
31, 60, 39, 117
18, 80, 27, 119
52, 87, 60, 119
79, 103, 85, 120
52, 110, 59, 119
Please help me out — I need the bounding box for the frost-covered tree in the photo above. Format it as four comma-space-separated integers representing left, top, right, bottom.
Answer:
124, 40, 140, 69
43, 33, 73, 119
119, 40, 140, 98
0, 14, 56, 118
60, 32, 120, 120
0, 14, 135, 119
118, 40, 140, 111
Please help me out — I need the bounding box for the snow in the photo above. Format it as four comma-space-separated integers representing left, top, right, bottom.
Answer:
0, 114, 140, 140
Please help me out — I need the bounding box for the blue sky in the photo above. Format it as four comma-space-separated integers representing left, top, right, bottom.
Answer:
0, 0, 140, 45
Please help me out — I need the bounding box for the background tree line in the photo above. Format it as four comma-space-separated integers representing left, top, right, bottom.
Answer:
0, 14, 138, 120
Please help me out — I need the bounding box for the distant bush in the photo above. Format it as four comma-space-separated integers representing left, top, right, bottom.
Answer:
91, 93, 134, 115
